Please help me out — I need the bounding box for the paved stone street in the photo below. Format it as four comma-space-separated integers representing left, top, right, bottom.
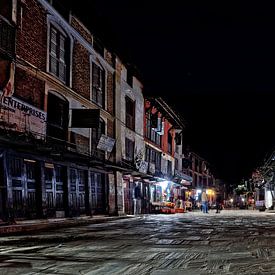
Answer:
1, 210, 275, 274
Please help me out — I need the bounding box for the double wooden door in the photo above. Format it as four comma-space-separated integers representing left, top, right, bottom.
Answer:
45, 164, 66, 217
90, 172, 106, 214
69, 169, 88, 216
9, 157, 41, 218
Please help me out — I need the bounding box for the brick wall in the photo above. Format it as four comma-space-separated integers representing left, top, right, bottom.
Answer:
14, 67, 45, 109
106, 72, 114, 115
72, 41, 90, 100
70, 132, 89, 155
16, 0, 47, 71
70, 16, 93, 45
107, 119, 114, 138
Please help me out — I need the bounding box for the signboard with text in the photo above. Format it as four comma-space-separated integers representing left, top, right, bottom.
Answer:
97, 134, 115, 152
0, 92, 47, 138
138, 160, 149, 174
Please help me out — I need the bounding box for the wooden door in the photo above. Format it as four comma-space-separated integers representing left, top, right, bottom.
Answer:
9, 157, 24, 218
24, 160, 39, 218
45, 166, 55, 217
124, 179, 132, 214
55, 165, 65, 211
78, 170, 87, 215
69, 168, 78, 216
91, 172, 105, 214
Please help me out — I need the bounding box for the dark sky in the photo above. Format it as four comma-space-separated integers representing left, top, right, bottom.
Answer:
66, 1, 275, 183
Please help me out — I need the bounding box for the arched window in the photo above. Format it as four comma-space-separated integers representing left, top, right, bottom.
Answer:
49, 25, 70, 84
91, 118, 105, 159
47, 92, 69, 141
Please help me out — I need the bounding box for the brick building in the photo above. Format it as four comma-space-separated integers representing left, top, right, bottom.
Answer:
0, 0, 211, 220
0, 0, 119, 220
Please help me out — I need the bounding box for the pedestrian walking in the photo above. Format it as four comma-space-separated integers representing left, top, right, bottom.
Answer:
201, 190, 208, 213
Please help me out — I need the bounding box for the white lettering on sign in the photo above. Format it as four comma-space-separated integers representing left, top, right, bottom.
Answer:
0, 92, 47, 138
97, 134, 115, 152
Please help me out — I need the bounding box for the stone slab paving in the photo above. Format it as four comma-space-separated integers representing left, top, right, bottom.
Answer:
1, 210, 275, 274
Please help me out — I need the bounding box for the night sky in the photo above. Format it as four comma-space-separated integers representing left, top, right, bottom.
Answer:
64, 1, 275, 184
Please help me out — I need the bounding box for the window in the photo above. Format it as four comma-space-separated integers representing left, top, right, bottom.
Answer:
145, 114, 161, 146
125, 97, 135, 130
125, 138, 134, 162
49, 26, 69, 83
0, 16, 15, 56
92, 63, 105, 108
91, 119, 105, 159
47, 93, 69, 141
145, 145, 161, 172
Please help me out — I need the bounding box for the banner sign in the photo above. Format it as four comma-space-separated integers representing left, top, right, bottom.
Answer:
0, 91, 47, 138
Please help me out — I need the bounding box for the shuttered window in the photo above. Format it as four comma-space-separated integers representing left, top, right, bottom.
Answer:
49, 26, 68, 83
92, 63, 105, 108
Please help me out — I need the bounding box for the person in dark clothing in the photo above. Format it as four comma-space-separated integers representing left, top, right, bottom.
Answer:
215, 194, 223, 213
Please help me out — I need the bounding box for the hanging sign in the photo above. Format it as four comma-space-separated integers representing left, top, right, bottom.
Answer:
97, 134, 115, 152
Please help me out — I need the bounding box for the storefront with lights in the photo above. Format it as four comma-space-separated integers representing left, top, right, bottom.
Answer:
184, 188, 216, 210
149, 179, 187, 213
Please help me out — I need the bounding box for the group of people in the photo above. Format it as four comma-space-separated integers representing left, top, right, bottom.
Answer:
201, 190, 223, 214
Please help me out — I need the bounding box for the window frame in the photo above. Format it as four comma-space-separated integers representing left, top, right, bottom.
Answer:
91, 62, 105, 108
125, 96, 135, 130
49, 24, 69, 84
90, 118, 105, 159
125, 138, 135, 162
46, 92, 69, 141
145, 145, 161, 172
145, 113, 161, 146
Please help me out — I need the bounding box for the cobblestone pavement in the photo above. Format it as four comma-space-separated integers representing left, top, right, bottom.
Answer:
1, 210, 275, 274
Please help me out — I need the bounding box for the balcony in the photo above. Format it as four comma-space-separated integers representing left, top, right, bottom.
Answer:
0, 16, 15, 57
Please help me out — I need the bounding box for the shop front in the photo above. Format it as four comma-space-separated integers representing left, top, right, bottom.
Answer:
123, 174, 151, 215
0, 145, 115, 221
149, 179, 187, 214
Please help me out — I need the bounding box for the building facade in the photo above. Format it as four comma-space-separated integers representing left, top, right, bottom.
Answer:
0, 0, 119, 220
114, 59, 146, 215
0, 0, 216, 220
184, 152, 216, 204
144, 97, 187, 211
